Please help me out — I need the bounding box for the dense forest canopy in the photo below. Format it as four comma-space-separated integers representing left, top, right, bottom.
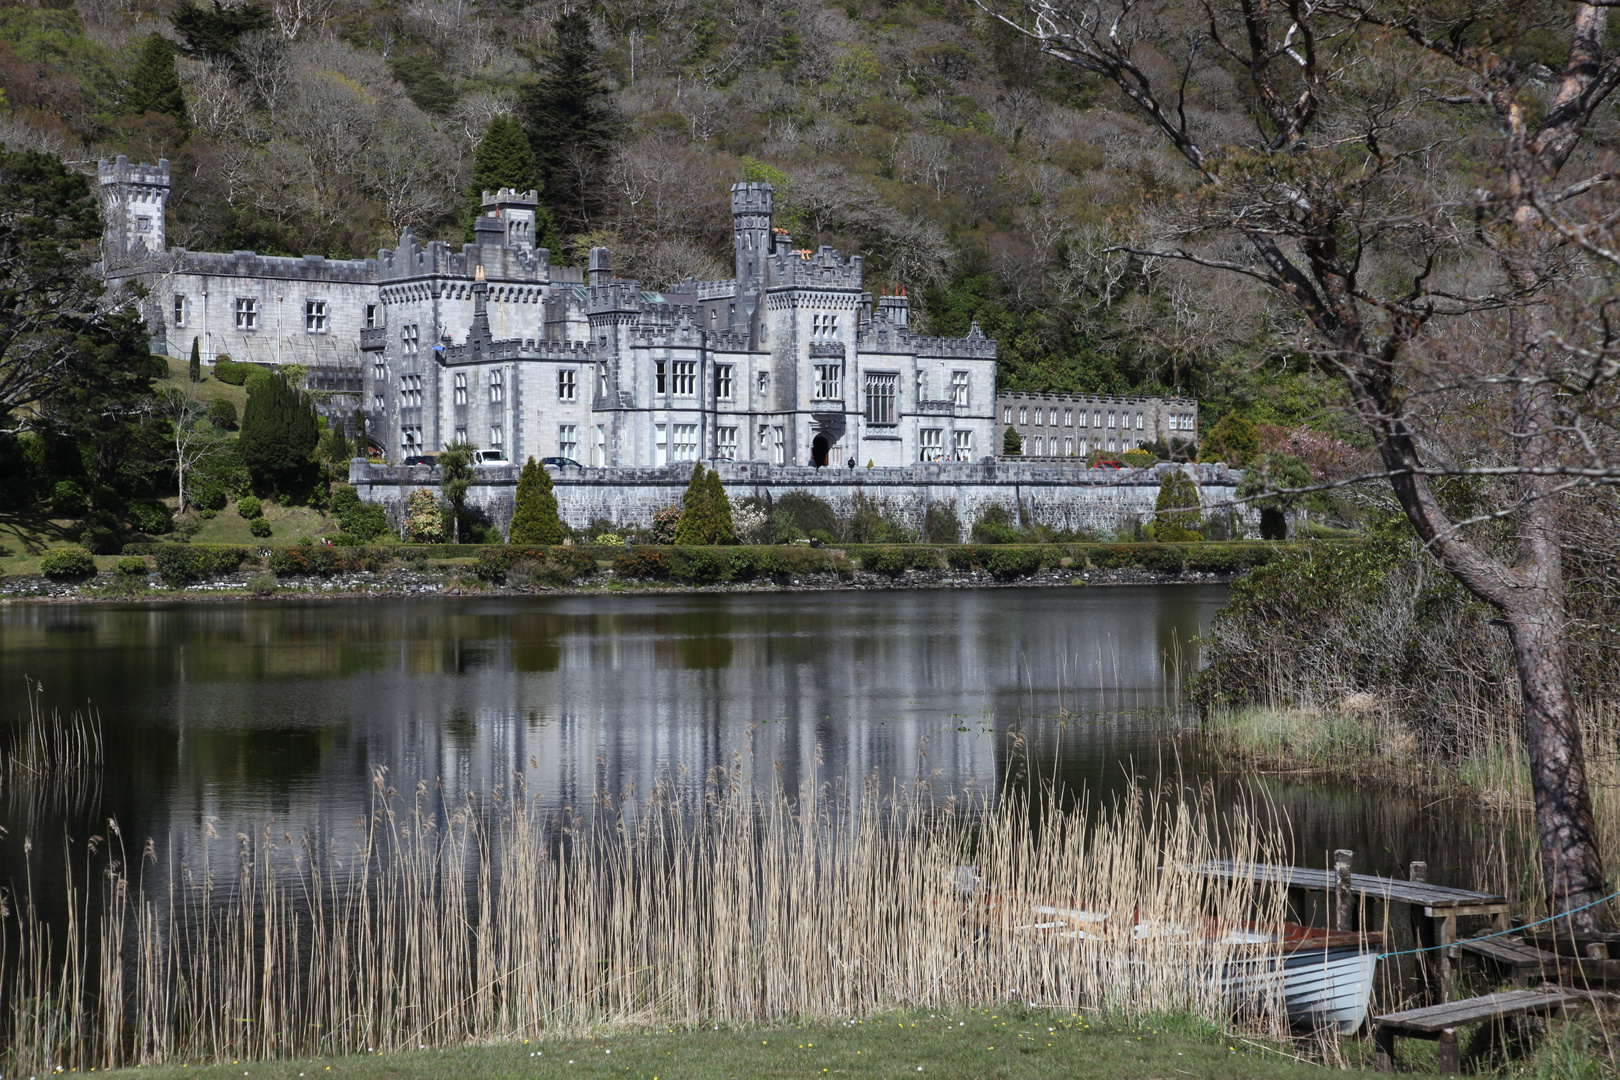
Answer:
0, 0, 1345, 427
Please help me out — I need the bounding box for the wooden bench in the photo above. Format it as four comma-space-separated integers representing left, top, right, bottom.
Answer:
1455, 936, 1560, 986
1373, 989, 1584, 1074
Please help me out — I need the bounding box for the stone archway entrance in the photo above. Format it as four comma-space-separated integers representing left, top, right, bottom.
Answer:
811, 434, 830, 468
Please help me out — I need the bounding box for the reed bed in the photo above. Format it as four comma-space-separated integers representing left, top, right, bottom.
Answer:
1, 680, 104, 822
0, 757, 1292, 1075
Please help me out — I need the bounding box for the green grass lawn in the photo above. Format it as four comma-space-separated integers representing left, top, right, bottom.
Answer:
184, 503, 336, 546
162, 356, 250, 414
91, 1007, 1436, 1080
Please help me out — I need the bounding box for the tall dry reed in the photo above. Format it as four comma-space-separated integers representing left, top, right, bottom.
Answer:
0, 754, 1291, 1075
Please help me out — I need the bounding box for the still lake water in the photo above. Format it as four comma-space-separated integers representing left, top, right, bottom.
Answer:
0, 585, 1529, 900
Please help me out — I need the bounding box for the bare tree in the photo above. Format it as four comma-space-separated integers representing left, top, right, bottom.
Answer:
980, 0, 1620, 926
158, 384, 227, 512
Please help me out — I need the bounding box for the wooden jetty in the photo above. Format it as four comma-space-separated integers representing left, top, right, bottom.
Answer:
1372, 988, 1584, 1074
1193, 855, 1510, 999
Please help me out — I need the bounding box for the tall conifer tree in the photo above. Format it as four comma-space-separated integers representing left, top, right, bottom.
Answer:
517, 11, 619, 232
239, 369, 318, 492
509, 456, 564, 544
127, 34, 189, 130
466, 115, 558, 250
704, 468, 734, 544
188, 336, 201, 382
674, 462, 712, 545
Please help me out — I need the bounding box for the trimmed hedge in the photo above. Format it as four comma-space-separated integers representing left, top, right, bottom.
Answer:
267, 546, 387, 577
40, 548, 97, 580
474, 546, 598, 585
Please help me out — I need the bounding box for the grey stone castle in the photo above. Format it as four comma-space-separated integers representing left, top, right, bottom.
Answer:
99, 156, 1194, 468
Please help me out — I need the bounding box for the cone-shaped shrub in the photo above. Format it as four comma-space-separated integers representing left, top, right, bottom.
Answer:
674, 462, 712, 545
509, 456, 564, 544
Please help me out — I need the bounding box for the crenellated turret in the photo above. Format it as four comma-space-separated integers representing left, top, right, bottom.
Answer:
731, 181, 774, 292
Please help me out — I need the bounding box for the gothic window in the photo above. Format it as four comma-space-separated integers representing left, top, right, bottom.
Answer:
1064, 436, 1075, 456
1077, 410, 1088, 428
919, 428, 943, 462
373, 359, 385, 383
558, 368, 576, 400
173, 294, 187, 328
673, 423, 698, 461
454, 426, 467, 443
954, 430, 973, 460
756, 371, 769, 395
1003, 406, 1013, 425
597, 363, 609, 398
1030, 435, 1044, 455
672, 360, 697, 395
717, 426, 737, 458
715, 364, 734, 400
951, 371, 969, 407
305, 300, 328, 334
1018, 406, 1027, 425
814, 364, 841, 400
1136, 412, 1145, 430
1093, 410, 1102, 428
454, 372, 467, 406
1064, 409, 1074, 427
1034, 408, 1043, 426
489, 425, 503, 449
917, 371, 927, 400
558, 424, 578, 460
402, 325, 419, 354
1108, 411, 1117, 428
864, 373, 897, 425
234, 297, 258, 331
490, 369, 504, 403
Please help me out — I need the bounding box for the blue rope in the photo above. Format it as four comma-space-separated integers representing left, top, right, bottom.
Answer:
1379, 889, 1620, 959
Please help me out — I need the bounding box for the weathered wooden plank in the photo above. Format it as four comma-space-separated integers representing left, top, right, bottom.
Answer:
1194, 860, 1506, 907
1374, 989, 1582, 1034
1458, 937, 1558, 967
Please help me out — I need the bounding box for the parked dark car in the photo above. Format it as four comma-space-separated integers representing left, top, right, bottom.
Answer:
541, 456, 583, 469
403, 455, 437, 467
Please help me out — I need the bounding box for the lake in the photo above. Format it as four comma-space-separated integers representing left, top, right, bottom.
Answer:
0, 585, 1526, 898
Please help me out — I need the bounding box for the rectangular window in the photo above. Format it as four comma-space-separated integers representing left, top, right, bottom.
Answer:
373, 358, 386, 382
716, 426, 737, 458
1094, 409, 1102, 428
402, 324, 419, 354
757, 371, 769, 396
814, 364, 842, 400
402, 425, 422, 451
1030, 435, 1044, 455
490, 369, 504, 403
812, 312, 839, 337
864, 373, 897, 425
655, 423, 667, 466
919, 428, 943, 462
772, 425, 786, 465
400, 374, 423, 407
1064, 409, 1073, 427
673, 423, 698, 461
1064, 436, 1075, 456
1077, 409, 1088, 428
1136, 412, 1144, 430
715, 364, 734, 400
672, 360, 697, 395
365, 304, 378, 329
173, 294, 187, 327
1003, 406, 1012, 424
655, 360, 667, 394
558, 424, 578, 459
917, 371, 928, 399
453, 372, 467, 406
558, 368, 576, 400
1034, 408, 1043, 426
597, 363, 609, 398
489, 425, 503, 449
234, 297, 258, 330
305, 299, 328, 333
594, 424, 606, 466
1108, 411, 1117, 428
454, 426, 467, 443
954, 430, 973, 460
1018, 406, 1028, 425
1108, 437, 1118, 453
951, 371, 969, 407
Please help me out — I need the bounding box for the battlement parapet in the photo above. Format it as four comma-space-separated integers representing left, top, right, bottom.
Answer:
481, 187, 538, 207
440, 337, 596, 364
587, 280, 645, 314
169, 248, 379, 284
98, 155, 170, 187
377, 229, 549, 283
730, 181, 774, 216
768, 246, 863, 289
696, 279, 737, 300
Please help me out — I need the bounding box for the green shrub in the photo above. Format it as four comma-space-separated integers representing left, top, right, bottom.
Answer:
668, 547, 726, 584
207, 398, 238, 430
1142, 544, 1187, 572
267, 546, 341, 576
79, 512, 123, 554
614, 550, 668, 579
236, 495, 263, 519
1153, 468, 1204, 541
40, 548, 97, 580
772, 492, 838, 538
648, 505, 682, 544
153, 545, 251, 586
474, 546, 597, 585
970, 505, 1019, 544
923, 502, 960, 543
340, 502, 390, 542
52, 480, 87, 515
869, 547, 909, 576
984, 546, 1043, 580
249, 518, 272, 538
125, 500, 172, 535
115, 556, 148, 576
213, 357, 248, 384
192, 480, 228, 512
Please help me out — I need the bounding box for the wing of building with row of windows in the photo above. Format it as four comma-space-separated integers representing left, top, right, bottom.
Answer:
996, 390, 1199, 458
98, 156, 1194, 468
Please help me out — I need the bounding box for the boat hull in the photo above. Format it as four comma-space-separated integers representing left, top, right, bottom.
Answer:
1226, 945, 1378, 1034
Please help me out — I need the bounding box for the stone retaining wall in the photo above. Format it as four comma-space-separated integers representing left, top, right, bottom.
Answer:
349, 460, 1253, 540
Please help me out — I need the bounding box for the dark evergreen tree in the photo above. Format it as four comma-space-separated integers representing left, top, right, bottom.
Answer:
466, 115, 558, 250
509, 456, 564, 544
1002, 426, 1023, 455
170, 0, 273, 76
704, 467, 734, 544
188, 336, 201, 382
674, 462, 712, 545
238, 369, 318, 492
1152, 468, 1203, 542
127, 34, 189, 129
517, 11, 620, 232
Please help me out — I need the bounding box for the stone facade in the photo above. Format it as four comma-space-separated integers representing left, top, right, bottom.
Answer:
100, 159, 1198, 471
349, 458, 1246, 539
996, 390, 1198, 459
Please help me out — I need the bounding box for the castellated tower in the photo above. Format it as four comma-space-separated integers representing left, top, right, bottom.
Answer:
731, 181, 773, 290
481, 188, 541, 251
98, 156, 170, 262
